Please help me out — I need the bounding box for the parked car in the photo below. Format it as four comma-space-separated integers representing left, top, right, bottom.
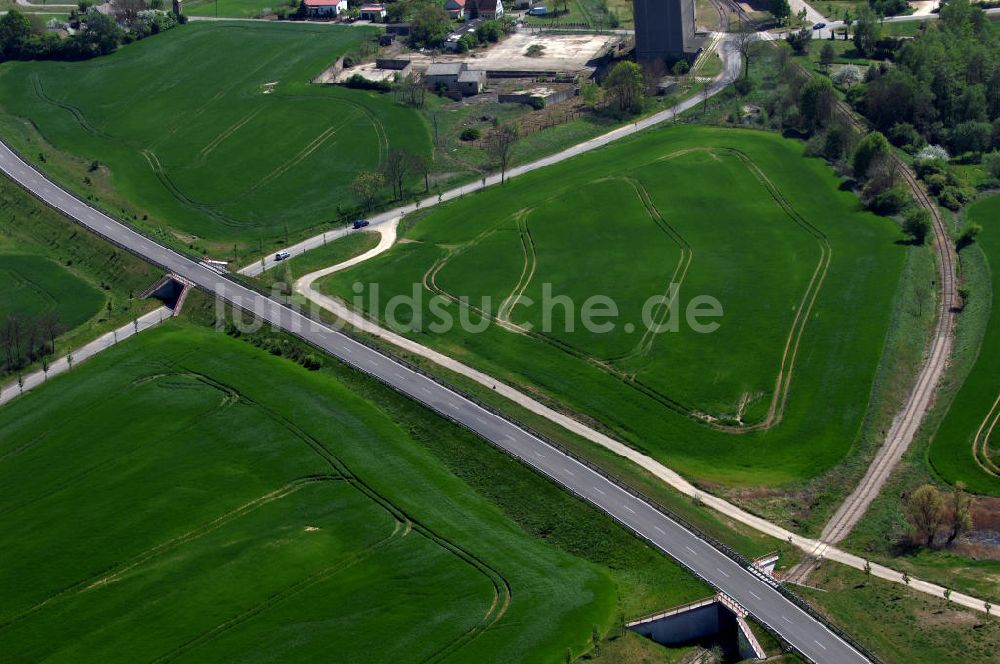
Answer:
353, 218, 370, 229
527, 6, 548, 15
812, 22, 826, 30
274, 251, 291, 261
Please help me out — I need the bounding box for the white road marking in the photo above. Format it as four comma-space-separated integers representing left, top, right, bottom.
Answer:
504, 433, 515, 442
814, 640, 827, 650
446, 402, 459, 410
717, 568, 729, 578
534, 450, 546, 458
685, 545, 697, 555
563, 468, 575, 477
782, 615, 793, 625
654, 526, 666, 534
623, 505, 635, 514
593, 487, 606, 496
749, 591, 762, 601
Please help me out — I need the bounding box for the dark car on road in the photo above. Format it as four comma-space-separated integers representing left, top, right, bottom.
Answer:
353, 219, 370, 229
812, 22, 826, 30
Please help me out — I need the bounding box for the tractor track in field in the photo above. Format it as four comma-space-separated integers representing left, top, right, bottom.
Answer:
613, 176, 692, 363
0, 475, 342, 631
390, 149, 830, 431
141, 149, 249, 228
3, 368, 510, 657
30, 74, 112, 141
972, 393, 1000, 476
150, 520, 412, 664
497, 210, 537, 325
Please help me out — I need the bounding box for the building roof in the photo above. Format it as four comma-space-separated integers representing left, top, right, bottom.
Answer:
477, 0, 499, 13
457, 69, 486, 83
444, 0, 466, 7
303, 0, 344, 6
360, 3, 385, 9
426, 62, 466, 76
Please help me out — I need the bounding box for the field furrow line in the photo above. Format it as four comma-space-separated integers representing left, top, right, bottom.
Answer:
972, 393, 1000, 476
0, 476, 338, 631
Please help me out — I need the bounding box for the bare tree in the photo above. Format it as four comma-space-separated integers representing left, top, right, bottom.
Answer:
734, 23, 757, 80
112, 0, 148, 26
641, 59, 668, 96
40, 312, 64, 356
486, 123, 520, 184
411, 154, 431, 193
395, 75, 426, 107
381, 149, 412, 201
946, 481, 972, 546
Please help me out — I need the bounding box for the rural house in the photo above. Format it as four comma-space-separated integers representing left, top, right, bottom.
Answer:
303, 0, 347, 17
443, 0, 466, 19
474, 0, 503, 19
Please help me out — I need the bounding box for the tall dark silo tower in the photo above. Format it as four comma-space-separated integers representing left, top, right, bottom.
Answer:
632, 0, 698, 61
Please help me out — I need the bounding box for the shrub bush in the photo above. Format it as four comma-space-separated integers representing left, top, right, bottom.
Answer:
460, 127, 481, 141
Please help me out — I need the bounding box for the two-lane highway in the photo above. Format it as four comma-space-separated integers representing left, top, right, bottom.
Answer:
0, 139, 870, 663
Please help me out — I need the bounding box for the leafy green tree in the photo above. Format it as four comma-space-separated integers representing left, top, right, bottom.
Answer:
983, 151, 1000, 179
0, 10, 32, 60
408, 2, 451, 48
853, 5, 881, 57
800, 76, 835, 129
75, 11, 124, 56
351, 171, 385, 212
580, 81, 601, 108
902, 208, 931, 245
905, 484, 945, 547
820, 42, 835, 72
785, 27, 812, 54
956, 223, 982, 251
952, 120, 993, 156
603, 61, 645, 115
853, 130, 890, 178
768, 0, 791, 24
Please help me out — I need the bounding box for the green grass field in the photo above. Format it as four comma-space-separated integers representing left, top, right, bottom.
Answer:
185, 0, 297, 17
928, 195, 1000, 495
0, 321, 707, 661
0, 254, 102, 325
0, 22, 430, 252
320, 126, 905, 486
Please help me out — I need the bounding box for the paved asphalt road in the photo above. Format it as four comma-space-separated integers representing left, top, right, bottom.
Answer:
0, 139, 870, 664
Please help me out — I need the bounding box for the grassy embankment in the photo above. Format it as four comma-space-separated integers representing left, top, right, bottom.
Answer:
0, 175, 160, 380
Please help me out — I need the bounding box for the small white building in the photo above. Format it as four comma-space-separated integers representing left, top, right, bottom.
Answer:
303, 0, 347, 17
359, 3, 387, 20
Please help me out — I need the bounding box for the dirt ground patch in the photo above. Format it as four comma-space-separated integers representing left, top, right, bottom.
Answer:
411, 33, 618, 73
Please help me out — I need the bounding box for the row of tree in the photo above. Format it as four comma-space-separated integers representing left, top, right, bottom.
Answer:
0, 3, 180, 64
1, 312, 66, 375
350, 124, 521, 212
